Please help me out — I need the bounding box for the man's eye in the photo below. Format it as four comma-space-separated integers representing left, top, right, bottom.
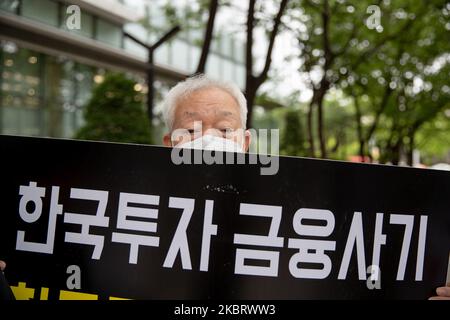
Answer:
187, 129, 195, 134
221, 128, 234, 134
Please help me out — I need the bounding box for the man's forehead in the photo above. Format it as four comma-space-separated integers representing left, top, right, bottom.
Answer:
178, 87, 238, 106
181, 109, 236, 117
173, 87, 242, 126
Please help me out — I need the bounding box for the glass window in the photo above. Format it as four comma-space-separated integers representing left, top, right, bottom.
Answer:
124, 24, 149, 60
74, 64, 94, 109
149, 5, 166, 29
42, 54, 65, 137
235, 41, 246, 64
155, 43, 171, 66
21, 0, 59, 27
20, 108, 41, 135
2, 105, 21, 135
206, 54, 222, 77
0, 0, 20, 13
189, 28, 204, 47
0, 41, 111, 139
222, 38, 234, 60
1, 45, 43, 136
188, 45, 201, 74
60, 4, 94, 38
211, 36, 221, 54
171, 38, 189, 71
223, 59, 235, 83
235, 65, 246, 89
62, 110, 75, 137
124, 38, 148, 60
59, 60, 95, 138
96, 19, 123, 48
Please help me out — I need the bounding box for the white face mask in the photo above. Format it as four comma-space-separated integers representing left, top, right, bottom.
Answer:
174, 135, 244, 153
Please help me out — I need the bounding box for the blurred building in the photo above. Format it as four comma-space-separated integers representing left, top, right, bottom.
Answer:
0, 0, 246, 140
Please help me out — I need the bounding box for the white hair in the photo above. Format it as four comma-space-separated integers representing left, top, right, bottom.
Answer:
161, 74, 248, 131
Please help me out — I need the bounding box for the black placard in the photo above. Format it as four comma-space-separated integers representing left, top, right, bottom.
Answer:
0, 135, 449, 300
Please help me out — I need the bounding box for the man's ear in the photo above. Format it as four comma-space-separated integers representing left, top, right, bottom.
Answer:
163, 133, 172, 147
244, 130, 251, 152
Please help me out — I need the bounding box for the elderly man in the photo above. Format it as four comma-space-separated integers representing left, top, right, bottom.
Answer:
1, 75, 449, 300
161, 74, 251, 153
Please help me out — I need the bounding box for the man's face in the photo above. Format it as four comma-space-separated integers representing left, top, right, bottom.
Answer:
163, 87, 251, 151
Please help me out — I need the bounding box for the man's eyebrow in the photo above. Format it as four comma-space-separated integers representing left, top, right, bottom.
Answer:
218, 111, 235, 117
183, 111, 199, 117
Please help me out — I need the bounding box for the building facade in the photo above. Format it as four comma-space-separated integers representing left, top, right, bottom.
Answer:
0, 0, 246, 141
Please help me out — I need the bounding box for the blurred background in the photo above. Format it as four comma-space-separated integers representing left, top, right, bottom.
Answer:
0, 0, 449, 168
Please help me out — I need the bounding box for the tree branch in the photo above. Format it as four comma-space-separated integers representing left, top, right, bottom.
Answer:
365, 85, 393, 142
322, 0, 333, 67
195, 0, 219, 74
246, 0, 256, 82
351, 10, 425, 71
335, 24, 357, 57
303, 0, 322, 13
255, 0, 290, 86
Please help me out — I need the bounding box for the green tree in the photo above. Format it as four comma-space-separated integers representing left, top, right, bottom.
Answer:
342, 1, 450, 164
376, 62, 450, 165
281, 109, 307, 156
75, 73, 153, 144
290, 0, 449, 159
415, 111, 450, 165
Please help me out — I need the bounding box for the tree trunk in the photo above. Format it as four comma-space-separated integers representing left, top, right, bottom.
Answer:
312, 78, 330, 158
245, 0, 289, 128
245, 0, 256, 128
316, 1, 331, 159
392, 141, 401, 165
245, 83, 257, 129
407, 124, 421, 166
353, 95, 366, 161
195, 0, 218, 74
306, 102, 315, 157
407, 130, 415, 166
317, 90, 327, 158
